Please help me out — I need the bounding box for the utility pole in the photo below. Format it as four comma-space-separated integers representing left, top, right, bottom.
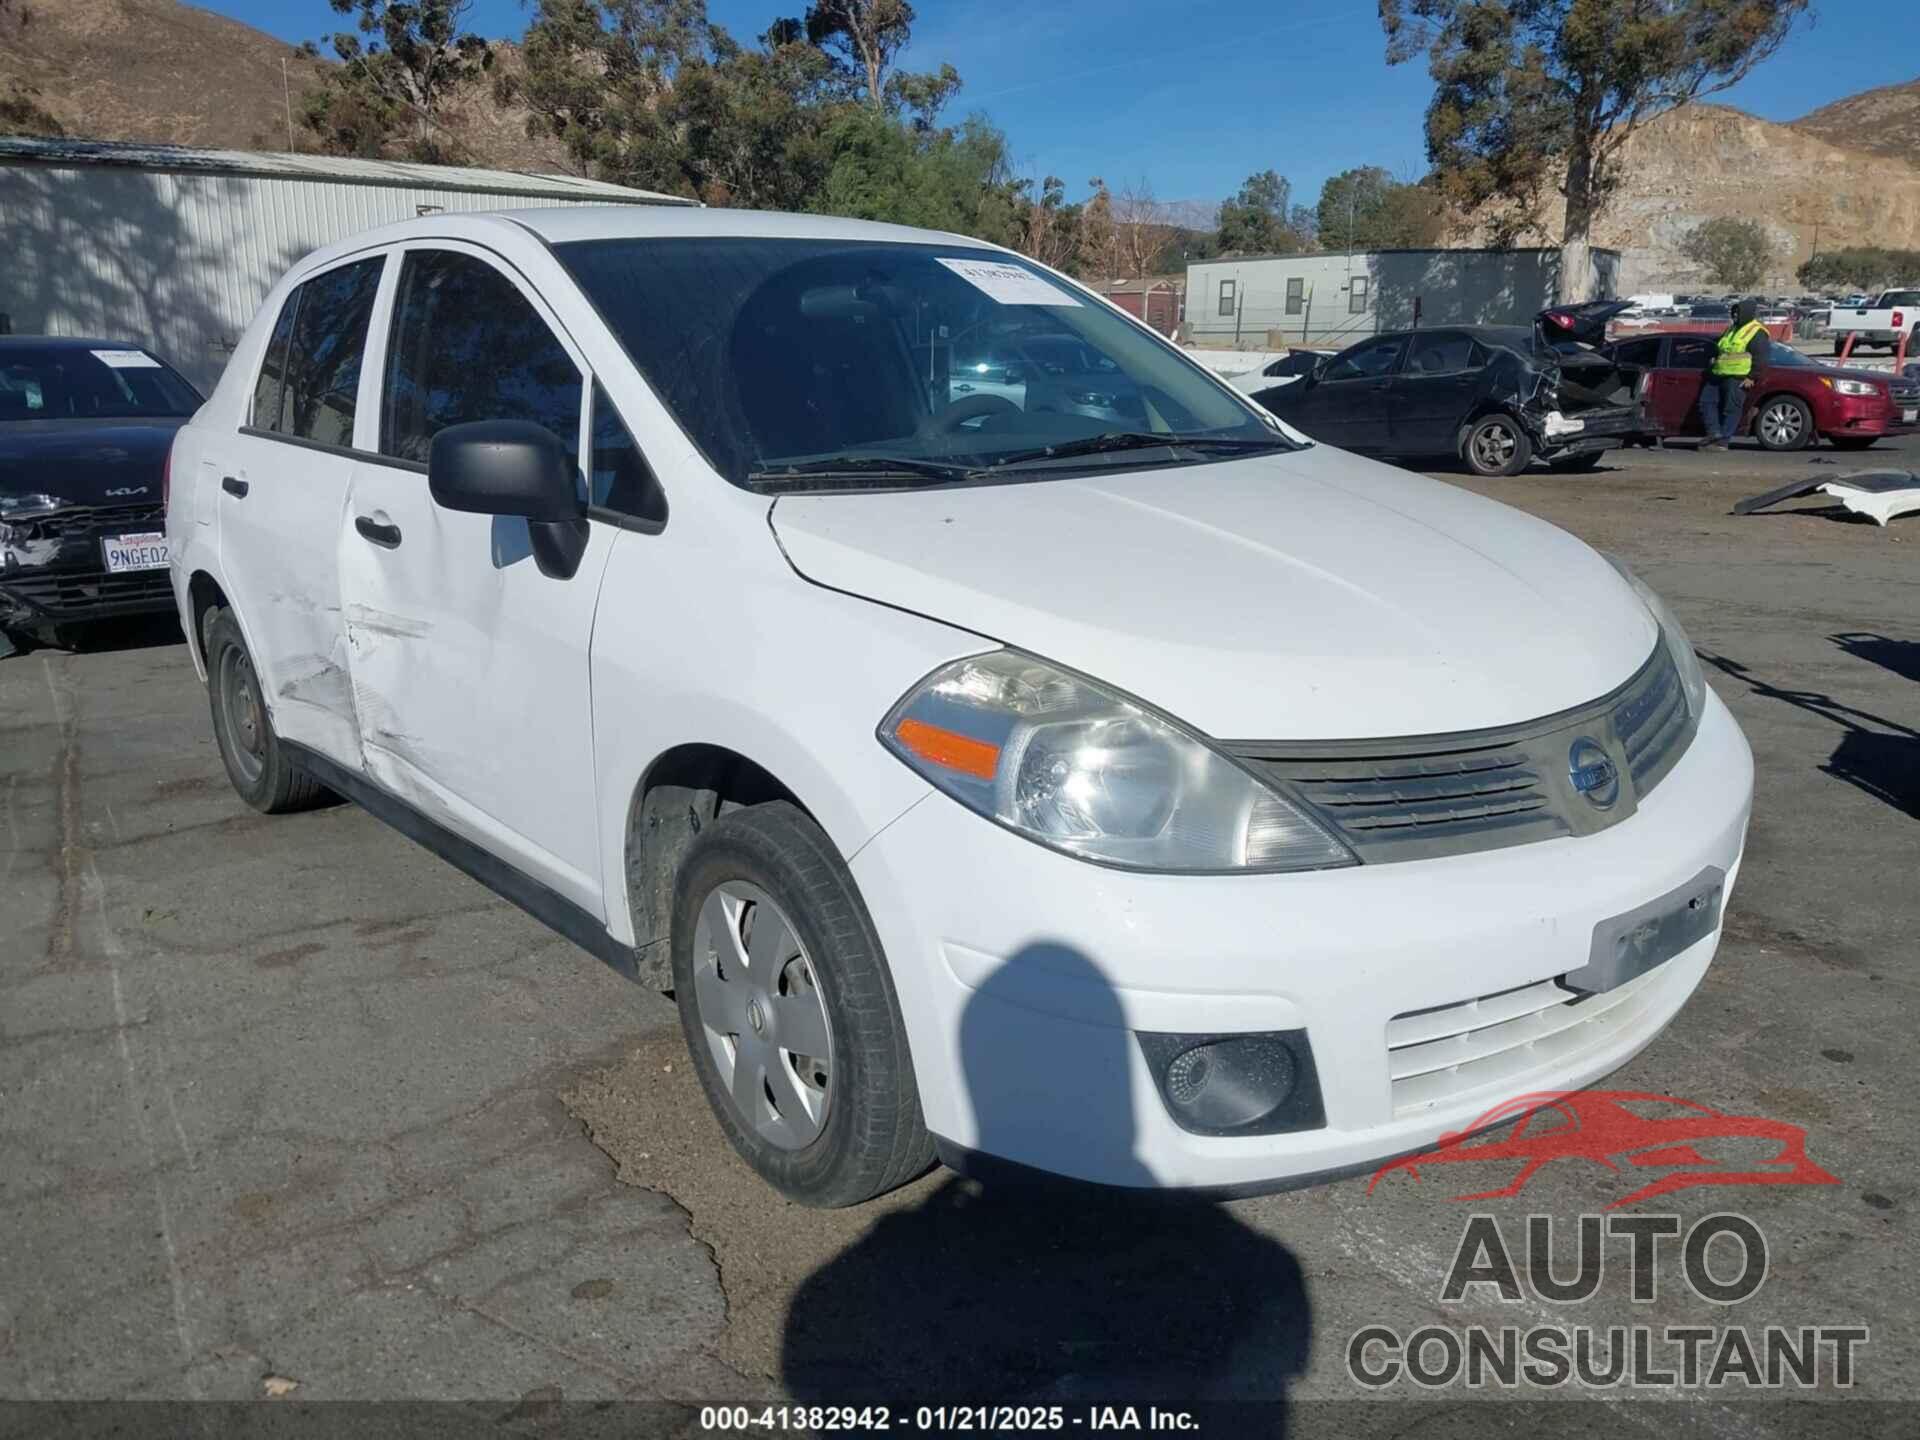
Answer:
282, 57, 294, 153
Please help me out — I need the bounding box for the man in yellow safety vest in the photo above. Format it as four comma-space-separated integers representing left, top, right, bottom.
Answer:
1700, 298, 1770, 450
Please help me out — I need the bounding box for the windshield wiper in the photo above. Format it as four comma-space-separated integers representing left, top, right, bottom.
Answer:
980, 430, 1297, 471
745, 455, 974, 492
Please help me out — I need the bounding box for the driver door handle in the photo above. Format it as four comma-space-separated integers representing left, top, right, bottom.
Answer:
355, 516, 402, 549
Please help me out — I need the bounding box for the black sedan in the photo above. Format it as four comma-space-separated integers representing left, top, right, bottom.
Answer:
1250, 303, 1649, 476
1, 337, 201, 652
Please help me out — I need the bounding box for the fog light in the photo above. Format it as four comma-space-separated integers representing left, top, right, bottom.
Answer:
1137, 1030, 1326, 1137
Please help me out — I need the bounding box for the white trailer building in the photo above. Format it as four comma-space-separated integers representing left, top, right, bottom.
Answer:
1184, 246, 1623, 350
0, 137, 688, 391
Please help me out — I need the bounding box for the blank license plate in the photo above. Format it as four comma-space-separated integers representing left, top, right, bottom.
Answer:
102, 532, 170, 573
1903, 407, 1916, 424
1565, 868, 1725, 995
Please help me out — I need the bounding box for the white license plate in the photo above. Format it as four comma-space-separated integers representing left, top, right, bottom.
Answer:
102, 531, 170, 574
1903, 406, 1916, 424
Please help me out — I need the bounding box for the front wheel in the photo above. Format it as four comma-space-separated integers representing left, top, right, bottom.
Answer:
671, 801, 933, 1207
1753, 394, 1813, 452
1463, 414, 1534, 476
202, 608, 329, 813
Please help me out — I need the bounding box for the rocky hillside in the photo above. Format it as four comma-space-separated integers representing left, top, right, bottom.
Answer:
1461, 103, 1920, 292
0, 0, 567, 171
1791, 76, 1920, 164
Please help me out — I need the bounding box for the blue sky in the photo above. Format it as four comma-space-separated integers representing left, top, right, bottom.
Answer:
209, 1, 1920, 212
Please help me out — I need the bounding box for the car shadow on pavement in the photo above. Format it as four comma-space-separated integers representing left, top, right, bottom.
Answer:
779, 944, 1312, 1415
4, 613, 184, 658
1701, 650, 1919, 821
1832, 631, 1920, 686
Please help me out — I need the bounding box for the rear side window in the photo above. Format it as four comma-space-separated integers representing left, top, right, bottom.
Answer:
253, 257, 384, 446
1403, 332, 1475, 375
381, 250, 583, 467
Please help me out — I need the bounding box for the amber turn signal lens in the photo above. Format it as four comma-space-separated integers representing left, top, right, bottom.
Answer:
892, 717, 1000, 781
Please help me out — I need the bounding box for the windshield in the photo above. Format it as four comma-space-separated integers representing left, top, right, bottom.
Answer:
555, 237, 1284, 487
0, 345, 201, 421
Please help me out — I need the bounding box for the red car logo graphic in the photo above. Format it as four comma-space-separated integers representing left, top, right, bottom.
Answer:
1368, 1091, 1839, 1209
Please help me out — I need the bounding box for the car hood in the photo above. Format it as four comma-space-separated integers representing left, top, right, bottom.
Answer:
769, 446, 1659, 740
0, 418, 184, 508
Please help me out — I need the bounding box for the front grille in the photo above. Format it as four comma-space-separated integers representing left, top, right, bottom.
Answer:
0, 566, 173, 618
1230, 642, 1696, 864
1, 502, 165, 541
1387, 965, 1680, 1115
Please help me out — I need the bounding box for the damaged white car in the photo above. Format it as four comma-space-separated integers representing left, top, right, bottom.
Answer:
167, 209, 1754, 1205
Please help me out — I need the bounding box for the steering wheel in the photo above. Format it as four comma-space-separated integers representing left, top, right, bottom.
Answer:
926, 393, 1021, 434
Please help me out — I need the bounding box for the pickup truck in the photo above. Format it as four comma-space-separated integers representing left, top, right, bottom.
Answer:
1827, 289, 1920, 353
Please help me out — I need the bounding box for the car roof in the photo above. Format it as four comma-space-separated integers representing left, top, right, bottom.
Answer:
287, 204, 995, 280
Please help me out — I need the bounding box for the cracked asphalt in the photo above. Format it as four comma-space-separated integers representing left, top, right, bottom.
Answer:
1, 433, 1915, 1431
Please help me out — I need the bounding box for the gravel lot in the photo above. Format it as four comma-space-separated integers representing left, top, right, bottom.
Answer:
2, 433, 1914, 1432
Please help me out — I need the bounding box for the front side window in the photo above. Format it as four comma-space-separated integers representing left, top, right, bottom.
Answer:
1321, 336, 1403, 382
589, 382, 666, 524
1218, 280, 1236, 317
382, 250, 583, 467
260, 257, 384, 446
1285, 278, 1304, 315
1348, 276, 1370, 314
0, 344, 199, 422
554, 238, 1281, 488
1671, 337, 1716, 371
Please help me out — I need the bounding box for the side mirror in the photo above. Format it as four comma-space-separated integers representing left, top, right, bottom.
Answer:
429, 419, 580, 522
429, 420, 589, 580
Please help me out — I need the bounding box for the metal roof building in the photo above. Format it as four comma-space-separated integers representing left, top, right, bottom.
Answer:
0, 137, 690, 390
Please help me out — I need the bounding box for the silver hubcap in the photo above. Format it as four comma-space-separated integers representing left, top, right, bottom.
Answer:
1473, 422, 1517, 470
692, 881, 833, 1151
218, 646, 266, 784
1761, 402, 1803, 447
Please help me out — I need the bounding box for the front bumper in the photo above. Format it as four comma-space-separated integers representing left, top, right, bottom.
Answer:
851, 692, 1754, 1191
1814, 392, 1897, 439
0, 502, 174, 629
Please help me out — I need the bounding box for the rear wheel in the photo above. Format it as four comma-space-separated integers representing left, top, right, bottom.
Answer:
1753, 394, 1813, 452
202, 608, 329, 813
671, 801, 932, 1207
1463, 414, 1533, 477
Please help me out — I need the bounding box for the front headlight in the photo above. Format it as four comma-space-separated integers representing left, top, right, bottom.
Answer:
1833, 378, 1878, 397
879, 650, 1355, 872
1604, 555, 1708, 718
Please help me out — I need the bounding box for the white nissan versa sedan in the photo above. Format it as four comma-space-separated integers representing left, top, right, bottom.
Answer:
166, 207, 1753, 1206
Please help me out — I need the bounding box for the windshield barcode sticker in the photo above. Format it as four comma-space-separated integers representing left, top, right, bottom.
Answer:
935, 258, 1080, 308
91, 349, 162, 369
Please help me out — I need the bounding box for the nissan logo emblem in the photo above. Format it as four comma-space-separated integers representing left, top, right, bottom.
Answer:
1568, 737, 1619, 810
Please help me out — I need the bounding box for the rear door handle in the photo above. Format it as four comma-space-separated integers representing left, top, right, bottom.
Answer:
221, 476, 248, 498
355, 516, 402, 549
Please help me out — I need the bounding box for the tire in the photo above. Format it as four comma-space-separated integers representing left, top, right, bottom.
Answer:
1752, 394, 1813, 452
1463, 414, 1533, 477
202, 607, 329, 814
670, 801, 933, 1207
1547, 451, 1604, 473
1829, 436, 1878, 451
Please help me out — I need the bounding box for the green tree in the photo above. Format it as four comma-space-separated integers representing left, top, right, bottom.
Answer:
302, 0, 494, 161
802, 0, 914, 109
811, 108, 1022, 245
1316, 166, 1444, 250
1680, 217, 1773, 289
1382, 0, 1809, 300
1797, 248, 1920, 293
1216, 170, 1305, 257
